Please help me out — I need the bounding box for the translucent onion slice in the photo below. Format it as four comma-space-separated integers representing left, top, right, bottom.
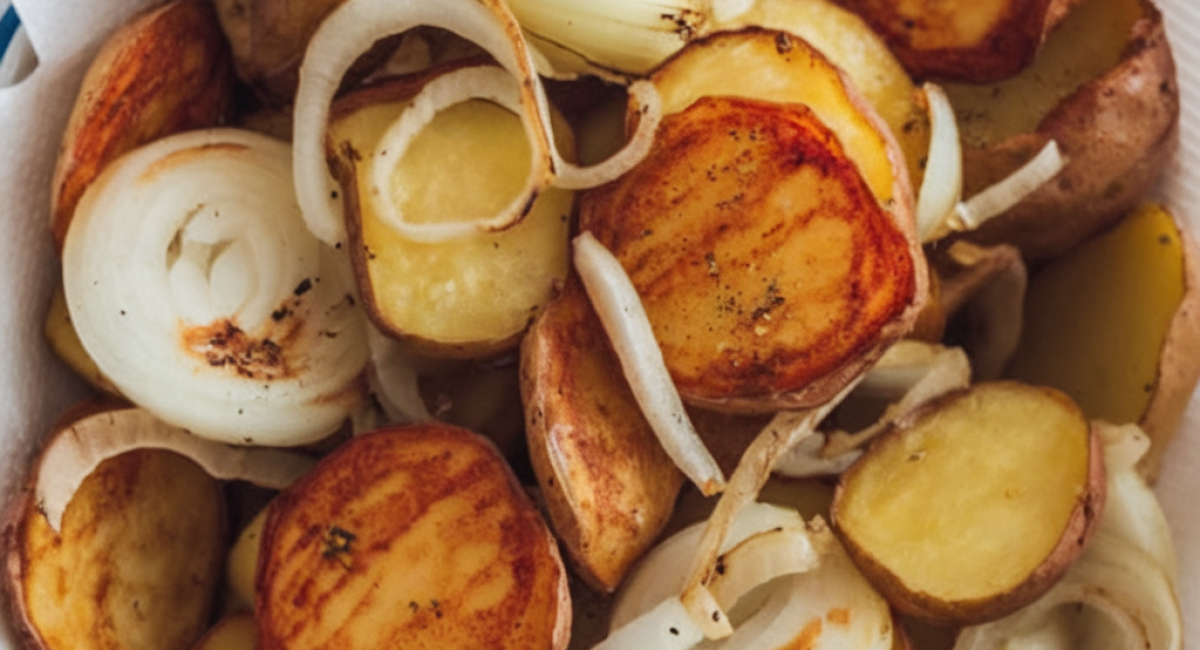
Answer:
818, 342, 972, 459
953, 421, 1182, 650
292, 0, 661, 246
916, 83, 964, 243
62, 129, 369, 447
599, 520, 827, 650
366, 327, 434, 424
679, 382, 860, 638
955, 140, 1065, 230
36, 408, 317, 533
574, 231, 726, 495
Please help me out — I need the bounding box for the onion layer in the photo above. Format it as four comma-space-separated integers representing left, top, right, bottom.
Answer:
36, 408, 317, 532
292, 0, 661, 246
62, 129, 369, 447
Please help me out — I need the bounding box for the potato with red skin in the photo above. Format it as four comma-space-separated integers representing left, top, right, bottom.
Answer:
832, 381, 1106, 624
50, 0, 233, 251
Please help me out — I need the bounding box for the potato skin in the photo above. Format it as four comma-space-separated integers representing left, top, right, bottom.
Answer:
831, 385, 1107, 624
49, 0, 233, 251
959, 0, 1178, 260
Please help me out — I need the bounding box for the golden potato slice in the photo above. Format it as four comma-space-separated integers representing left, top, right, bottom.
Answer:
945, 0, 1178, 260
1005, 203, 1200, 480
520, 276, 684, 592
256, 423, 569, 650
328, 68, 573, 358
50, 0, 233, 251
5, 442, 226, 650
580, 30, 924, 412
829, 0, 1082, 82
832, 381, 1105, 624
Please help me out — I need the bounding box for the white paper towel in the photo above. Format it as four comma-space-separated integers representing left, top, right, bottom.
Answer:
0, 0, 1195, 645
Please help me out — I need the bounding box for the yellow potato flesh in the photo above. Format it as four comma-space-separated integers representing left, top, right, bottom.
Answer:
1005, 203, 1185, 426
650, 30, 897, 205
944, 0, 1141, 147
836, 384, 1090, 602
726, 0, 929, 188
332, 96, 571, 351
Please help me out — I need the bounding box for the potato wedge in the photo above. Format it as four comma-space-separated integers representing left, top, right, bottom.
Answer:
50, 0, 233, 251
328, 67, 574, 359
832, 381, 1105, 624
5, 437, 226, 650
43, 282, 121, 397
829, 0, 1083, 82
945, 0, 1178, 260
520, 275, 684, 592
1004, 203, 1200, 480
579, 29, 925, 413
256, 423, 569, 650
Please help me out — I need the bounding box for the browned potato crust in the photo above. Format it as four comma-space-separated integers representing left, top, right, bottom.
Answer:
953, 0, 1178, 260
256, 423, 569, 650
49, 0, 233, 251
830, 0, 1085, 82
832, 382, 1105, 624
5, 446, 226, 650
581, 93, 918, 411
520, 276, 684, 592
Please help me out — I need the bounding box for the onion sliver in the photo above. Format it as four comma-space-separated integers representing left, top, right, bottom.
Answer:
36, 408, 317, 533
916, 83, 964, 243
574, 231, 725, 495
62, 129, 369, 447
292, 0, 661, 246
956, 140, 1065, 230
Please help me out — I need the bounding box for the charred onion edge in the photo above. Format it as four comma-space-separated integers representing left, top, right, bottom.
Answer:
573, 231, 726, 496
36, 408, 316, 533
293, 0, 660, 246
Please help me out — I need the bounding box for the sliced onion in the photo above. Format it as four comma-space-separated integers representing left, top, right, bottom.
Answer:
366, 327, 434, 424
955, 140, 1065, 230
573, 231, 725, 495
36, 408, 317, 533
292, 0, 661, 246
679, 381, 860, 638
771, 433, 861, 478
916, 83, 964, 243
819, 342, 971, 459
953, 421, 1182, 650
62, 129, 369, 447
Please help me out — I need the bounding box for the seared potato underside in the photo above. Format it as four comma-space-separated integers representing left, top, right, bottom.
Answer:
7, 449, 226, 650
581, 93, 916, 411
256, 424, 569, 650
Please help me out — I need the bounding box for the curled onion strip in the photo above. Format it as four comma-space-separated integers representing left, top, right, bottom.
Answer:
916, 83, 964, 243
679, 380, 860, 639
366, 327, 434, 424
293, 0, 661, 245
37, 408, 316, 533
61, 129, 369, 447
955, 140, 1065, 230
574, 231, 725, 495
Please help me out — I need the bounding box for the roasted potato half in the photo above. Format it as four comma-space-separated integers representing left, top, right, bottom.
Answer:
520, 276, 684, 592
1005, 203, 1200, 480
328, 67, 574, 359
829, 0, 1084, 82
580, 29, 925, 413
255, 423, 569, 650
50, 0, 233, 251
945, 0, 1178, 260
832, 381, 1105, 624
5, 432, 227, 650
